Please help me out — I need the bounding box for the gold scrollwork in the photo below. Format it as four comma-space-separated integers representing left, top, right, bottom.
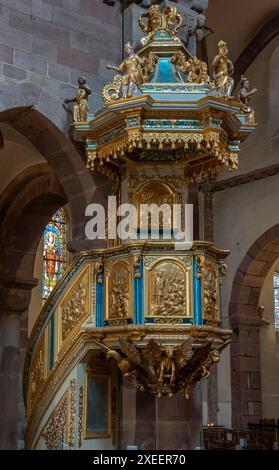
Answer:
42, 392, 68, 450
78, 385, 84, 448
172, 52, 211, 85
68, 379, 76, 449
102, 75, 122, 103
138, 5, 182, 46
30, 333, 45, 408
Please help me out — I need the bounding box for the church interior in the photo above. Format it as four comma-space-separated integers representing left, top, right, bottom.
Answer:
0, 0, 279, 451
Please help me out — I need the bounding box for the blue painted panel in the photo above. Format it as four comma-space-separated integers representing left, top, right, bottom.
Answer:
193, 259, 202, 325
152, 58, 180, 83
96, 278, 104, 327
134, 259, 144, 325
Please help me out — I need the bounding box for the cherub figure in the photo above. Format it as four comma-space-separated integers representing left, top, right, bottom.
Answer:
64, 76, 92, 122
238, 76, 258, 123
212, 40, 234, 98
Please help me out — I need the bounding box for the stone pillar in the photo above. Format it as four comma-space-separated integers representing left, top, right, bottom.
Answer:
121, 381, 203, 450
0, 278, 37, 449
230, 314, 262, 429
201, 184, 217, 424
188, 183, 200, 240
121, 377, 138, 449
0, 312, 21, 449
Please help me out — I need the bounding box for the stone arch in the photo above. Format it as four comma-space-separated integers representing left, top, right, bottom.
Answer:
0, 162, 68, 312
0, 160, 69, 450
234, 15, 279, 87
229, 223, 279, 429
0, 107, 111, 253
269, 45, 279, 138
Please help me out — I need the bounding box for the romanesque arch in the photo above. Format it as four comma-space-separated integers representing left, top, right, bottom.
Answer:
229, 224, 279, 429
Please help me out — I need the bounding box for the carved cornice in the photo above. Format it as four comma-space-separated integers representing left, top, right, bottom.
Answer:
200, 163, 279, 194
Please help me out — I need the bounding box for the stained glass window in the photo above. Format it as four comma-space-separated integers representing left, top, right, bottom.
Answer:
42, 208, 67, 303
273, 272, 279, 330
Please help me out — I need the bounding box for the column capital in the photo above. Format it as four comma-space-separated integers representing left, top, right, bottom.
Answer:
0, 277, 38, 314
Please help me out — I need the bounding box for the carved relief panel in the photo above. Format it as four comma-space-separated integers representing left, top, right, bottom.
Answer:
202, 260, 220, 325
136, 180, 175, 229
146, 258, 192, 319
105, 261, 132, 321
58, 266, 90, 350
29, 332, 46, 410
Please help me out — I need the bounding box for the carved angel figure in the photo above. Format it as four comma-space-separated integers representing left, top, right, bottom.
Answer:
138, 5, 182, 46
107, 337, 193, 398
107, 337, 229, 399
238, 76, 258, 123
64, 76, 92, 122
178, 341, 228, 399
212, 40, 234, 98
106, 42, 157, 100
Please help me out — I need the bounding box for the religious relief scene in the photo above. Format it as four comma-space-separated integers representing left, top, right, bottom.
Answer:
1, 0, 279, 457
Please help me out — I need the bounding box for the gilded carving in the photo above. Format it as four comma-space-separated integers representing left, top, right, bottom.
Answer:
105, 43, 157, 101
150, 262, 186, 316
138, 5, 182, 46
133, 255, 141, 278
61, 277, 88, 343
78, 385, 84, 448
68, 379, 76, 449
30, 334, 45, 407
212, 40, 234, 98
108, 263, 130, 319
137, 181, 174, 229
203, 261, 219, 322
172, 52, 211, 85
107, 337, 229, 399
128, 174, 184, 191
42, 392, 68, 450
195, 254, 205, 278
